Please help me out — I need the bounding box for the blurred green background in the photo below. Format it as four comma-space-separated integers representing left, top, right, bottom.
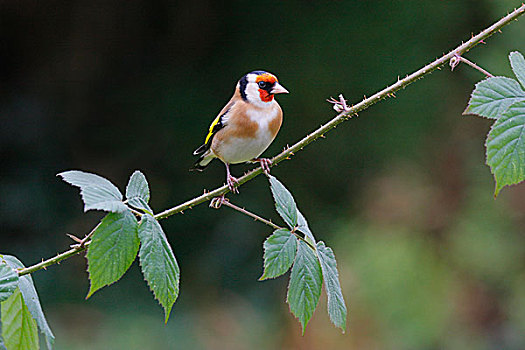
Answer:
2, 1, 525, 349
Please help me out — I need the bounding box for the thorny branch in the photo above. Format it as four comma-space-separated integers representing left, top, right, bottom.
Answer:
17, 4, 525, 277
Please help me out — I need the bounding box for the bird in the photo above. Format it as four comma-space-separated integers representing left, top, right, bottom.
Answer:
191, 70, 289, 194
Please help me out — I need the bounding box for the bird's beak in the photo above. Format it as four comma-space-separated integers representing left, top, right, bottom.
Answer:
271, 83, 289, 94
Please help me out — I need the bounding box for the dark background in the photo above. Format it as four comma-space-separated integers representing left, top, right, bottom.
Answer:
2, 1, 525, 349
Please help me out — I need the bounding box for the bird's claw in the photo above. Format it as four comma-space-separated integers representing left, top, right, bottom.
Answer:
327, 94, 350, 113
210, 195, 229, 209
227, 175, 239, 194
257, 158, 272, 175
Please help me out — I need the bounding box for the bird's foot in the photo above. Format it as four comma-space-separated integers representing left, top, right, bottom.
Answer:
210, 195, 229, 209
227, 175, 239, 193
327, 94, 350, 113
253, 158, 272, 175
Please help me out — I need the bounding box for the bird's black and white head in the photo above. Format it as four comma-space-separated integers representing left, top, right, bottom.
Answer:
237, 70, 289, 108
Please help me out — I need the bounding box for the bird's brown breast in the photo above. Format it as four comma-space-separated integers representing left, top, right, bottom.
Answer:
210, 101, 283, 163
223, 101, 282, 139
268, 104, 283, 138
228, 102, 260, 138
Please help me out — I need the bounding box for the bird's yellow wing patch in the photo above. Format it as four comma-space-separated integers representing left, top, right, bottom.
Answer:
205, 114, 222, 144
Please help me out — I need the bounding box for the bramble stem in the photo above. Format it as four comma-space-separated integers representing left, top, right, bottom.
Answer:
154, 4, 525, 220
79, 222, 100, 246
218, 199, 316, 250
17, 241, 91, 276
450, 54, 495, 77
17, 4, 525, 277
219, 200, 282, 230
17, 223, 100, 276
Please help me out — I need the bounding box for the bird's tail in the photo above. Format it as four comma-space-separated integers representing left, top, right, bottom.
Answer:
190, 147, 215, 171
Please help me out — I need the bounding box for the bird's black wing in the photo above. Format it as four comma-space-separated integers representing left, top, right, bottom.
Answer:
193, 104, 233, 155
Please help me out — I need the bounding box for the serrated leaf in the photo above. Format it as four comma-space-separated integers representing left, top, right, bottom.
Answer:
464, 77, 525, 119
86, 211, 139, 298
2, 256, 54, 350
317, 242, 347, 333
1, 289, 39, 350
486, 101, 525, 196
138, 215, 179, 323
268, 175, 298, 228
58, 170, 127, 213
260, 229, 298, 280
126, 171, 153, 214
287, 240, 322, 334
126, 170, 150, 202
0, 262, 18, 302
509, 51, 525, 89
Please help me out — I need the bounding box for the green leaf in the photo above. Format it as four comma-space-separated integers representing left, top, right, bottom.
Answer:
317, 242, 347, 333
464, 76, 525, 119
2, 256, 54, 350
509, 51, 525, 89
287, 240, 322, 334
268, 175, 298, 228
267, 176, 318, 245
58, 170, 127, 213
126, 170, 150, 202
0, 331, 6, 350
0, 261, 18, 302
260, 229, 298, 280
126, 171, 153, 214
1, 289, 39, 350
86, 212, 140, 298
138, 215, 180, 322
486, 100, 525, 196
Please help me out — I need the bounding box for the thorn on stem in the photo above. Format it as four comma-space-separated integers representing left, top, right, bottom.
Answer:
67, 233, 83, 243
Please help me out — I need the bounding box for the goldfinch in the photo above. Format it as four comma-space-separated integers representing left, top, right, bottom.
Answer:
191, 70, 289, 193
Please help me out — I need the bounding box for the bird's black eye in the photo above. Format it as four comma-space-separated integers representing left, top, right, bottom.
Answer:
258, 81, 267, 89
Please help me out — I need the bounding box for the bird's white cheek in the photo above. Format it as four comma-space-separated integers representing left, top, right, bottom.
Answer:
245, 84, 273, 108
245, 84, 259, 101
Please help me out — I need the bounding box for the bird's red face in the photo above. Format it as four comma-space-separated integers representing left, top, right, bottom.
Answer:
256, 73, 278, 102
